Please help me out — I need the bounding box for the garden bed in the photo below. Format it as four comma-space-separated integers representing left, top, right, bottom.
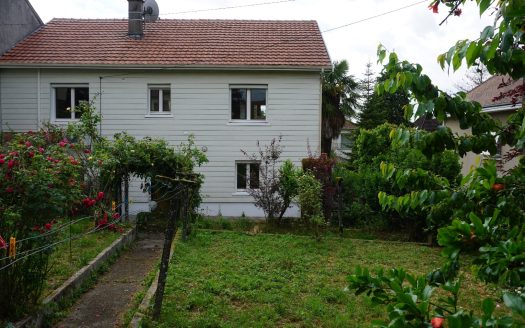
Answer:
143, 230, 505, 327
43, 218, 130, 298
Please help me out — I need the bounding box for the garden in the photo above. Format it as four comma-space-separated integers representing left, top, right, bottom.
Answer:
1, 0, 525, 327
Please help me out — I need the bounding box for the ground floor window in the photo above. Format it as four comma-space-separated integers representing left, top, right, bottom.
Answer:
53, 85, 89, 120
236, 161, 260, 190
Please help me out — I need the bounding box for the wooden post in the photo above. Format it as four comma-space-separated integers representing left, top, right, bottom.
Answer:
152, 196, 179, 319
124, 173, 129, 221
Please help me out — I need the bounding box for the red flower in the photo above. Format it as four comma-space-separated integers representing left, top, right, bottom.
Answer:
9, 151, 19, 157
38, 147, 45, 153
8, 160, 15, 169
44, 223, 52, 230
25, 141, 32, 148
453, 8, 462, 16
96, 191, 104, 201
58, 141, 67, 147
6, 186, 14, 193
112, 213, 120, 219
0, 236, 6, 249
431, 317, 444, 328
0, 154, 4, 159
83, 149, 92, 154
28, 151, 35, 158
0, 159, 4, 165
429, 2, 439, 13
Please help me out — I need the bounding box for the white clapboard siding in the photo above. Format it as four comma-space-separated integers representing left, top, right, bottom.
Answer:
0, 68, 321, 210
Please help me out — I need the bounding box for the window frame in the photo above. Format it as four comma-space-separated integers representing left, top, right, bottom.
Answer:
229, 85, 268, 123
234, 160, 261, 193
51, 84, 89, 122
147, 84, 172, 116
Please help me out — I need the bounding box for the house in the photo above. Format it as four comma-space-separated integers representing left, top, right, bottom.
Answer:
445, 76, 523, 175
0, 0, 43, 55
0, 0, 331, 217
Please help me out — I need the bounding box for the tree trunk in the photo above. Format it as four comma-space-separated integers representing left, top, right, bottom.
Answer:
321, 137, 332, 156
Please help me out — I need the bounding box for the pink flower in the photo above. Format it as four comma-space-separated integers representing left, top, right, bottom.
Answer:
431, 317, 444, 328
28, 151, 35, 158
58, 141, 67, 148
38, 147, 45, 153
96, 191, 104, 201
0, 154, 4, 159
6, 186, 14, 193
0, 159, 4, 165
0, 236, 6, 249
44, 223, 52, 230
25, 141, 32, 148
7, 160, 15, 169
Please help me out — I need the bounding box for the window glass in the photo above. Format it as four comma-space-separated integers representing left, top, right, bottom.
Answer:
250, 89, 266, 120
231, 88, 247, 119
150, 89, 160, 112
74, 87, 89, 117
162, 89, 171, 112
249, 163, 260, 189
55, 87, 72, 119
236, 163, 247, 189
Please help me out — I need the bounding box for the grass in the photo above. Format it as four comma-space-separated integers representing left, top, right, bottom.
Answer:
43, 217, 127, 298
144, 230, 506, 328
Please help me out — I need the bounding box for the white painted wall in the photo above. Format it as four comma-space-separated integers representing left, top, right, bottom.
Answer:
0, 68, 321, 217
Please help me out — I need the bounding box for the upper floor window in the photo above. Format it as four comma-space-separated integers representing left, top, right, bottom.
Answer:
231, 86, 267, 121
53, 85, 89, 120
149, 85, 171, 114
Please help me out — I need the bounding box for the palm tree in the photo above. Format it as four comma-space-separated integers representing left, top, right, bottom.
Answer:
321, 60, 359, 155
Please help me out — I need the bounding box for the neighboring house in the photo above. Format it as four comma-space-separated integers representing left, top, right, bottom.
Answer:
445, 76, 523, 175
0, 1, 331, 217
413, 115, 440, 132
334, 121, 357, 158
0, 0, 43, 55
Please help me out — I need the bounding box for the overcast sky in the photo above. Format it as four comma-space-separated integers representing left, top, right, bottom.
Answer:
28, 0, 495, 92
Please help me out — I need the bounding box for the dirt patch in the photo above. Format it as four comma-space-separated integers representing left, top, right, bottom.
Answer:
57, 233, 163, 328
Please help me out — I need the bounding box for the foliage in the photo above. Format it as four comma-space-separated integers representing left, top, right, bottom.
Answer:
296, 172, 324, 238
358, 71, 411, 130
348, 1, 525, 326
302, 153, 337, 222
321, 60, 360, 154
338, 124, 461, 239
277, 160, 301, 220
0, 127, 114, 320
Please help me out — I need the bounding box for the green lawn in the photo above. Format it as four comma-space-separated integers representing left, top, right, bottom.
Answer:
43, 218, 126, 297
146, 230, 504, 328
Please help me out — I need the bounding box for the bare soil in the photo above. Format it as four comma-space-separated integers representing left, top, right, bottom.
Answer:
57, 233, 163, 328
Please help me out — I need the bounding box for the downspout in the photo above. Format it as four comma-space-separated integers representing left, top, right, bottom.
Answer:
319, 68, 324, 153
37, 68, 41, 129
99, 76, 102, 136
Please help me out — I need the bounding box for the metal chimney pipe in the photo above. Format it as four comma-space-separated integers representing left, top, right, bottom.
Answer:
128, 0, 144, 39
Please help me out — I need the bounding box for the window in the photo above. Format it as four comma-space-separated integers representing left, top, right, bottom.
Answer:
231, 86, 267, 120
148, 85, 171, 114
236, 162, 260, 190
53, 86, 89, 120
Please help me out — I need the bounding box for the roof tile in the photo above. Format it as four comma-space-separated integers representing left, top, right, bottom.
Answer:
0, 19, 331, 68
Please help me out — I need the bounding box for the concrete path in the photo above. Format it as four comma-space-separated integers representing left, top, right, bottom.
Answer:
58, 233, 163, 328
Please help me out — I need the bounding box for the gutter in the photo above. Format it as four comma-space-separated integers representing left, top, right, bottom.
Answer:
482, 103, 522, 113
0, 63, 332, 72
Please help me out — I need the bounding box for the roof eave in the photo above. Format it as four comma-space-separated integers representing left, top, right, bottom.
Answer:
0, 63, 332, 72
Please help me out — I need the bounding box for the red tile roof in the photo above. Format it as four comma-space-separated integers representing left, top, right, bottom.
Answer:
0, 19, 331, 69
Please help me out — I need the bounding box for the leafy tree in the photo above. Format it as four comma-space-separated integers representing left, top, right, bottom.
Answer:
348, 1, 525, 326
321, 60, 359, 155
